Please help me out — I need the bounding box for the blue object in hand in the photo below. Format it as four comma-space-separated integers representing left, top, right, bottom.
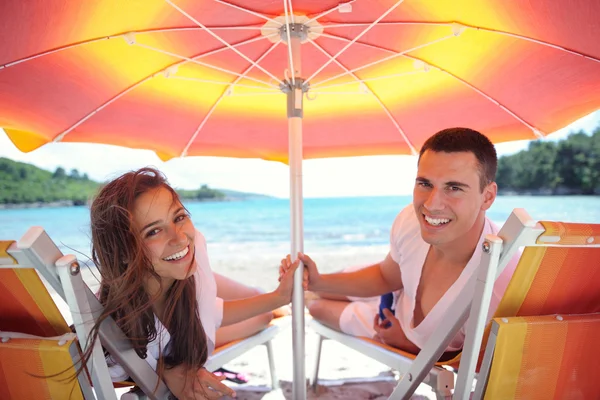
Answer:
378, 292, 395, 328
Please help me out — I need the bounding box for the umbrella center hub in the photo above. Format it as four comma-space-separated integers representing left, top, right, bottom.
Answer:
261, 15, 323, 44
280, 23, 308, 42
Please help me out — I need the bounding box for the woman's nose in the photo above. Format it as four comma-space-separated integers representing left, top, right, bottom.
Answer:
170, 225, 187, 244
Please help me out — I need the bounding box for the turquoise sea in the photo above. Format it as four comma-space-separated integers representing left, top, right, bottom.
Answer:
2, 196, 599, 290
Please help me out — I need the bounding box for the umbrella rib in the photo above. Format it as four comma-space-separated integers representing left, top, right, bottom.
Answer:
311, 33, 455, 88
308, 39, 418, 155
283, 0, 296, 85
51, 35, 275, 143
287, 0, 295, 24
304, 0, 406, 85
166, 0, 285, 85
315, 70, 425, 90
151, 25, 278, 31
168, 76, 280, 90
223, 92, 283, 96
321, 32, 546, 138
135, 40, 278, 88
1, 36, 114, 69
0, 26, 273, 70
321, 20, 600, 63
213, 0, 283, 26
180, 41, 282, 157
309, 91, 368, 95
322, 21, 448, 29
52, 76, 154, 143
402, 55, 546, 138
305, 1, 358, 25
466, 24, 600, 63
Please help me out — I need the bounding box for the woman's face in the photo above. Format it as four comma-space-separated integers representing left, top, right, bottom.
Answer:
132, 186, 197, 285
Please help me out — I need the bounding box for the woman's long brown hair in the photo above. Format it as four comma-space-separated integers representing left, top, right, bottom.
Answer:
81, 167, 208, 385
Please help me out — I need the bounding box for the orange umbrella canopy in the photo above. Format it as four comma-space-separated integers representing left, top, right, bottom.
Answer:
1, 0, 599, 162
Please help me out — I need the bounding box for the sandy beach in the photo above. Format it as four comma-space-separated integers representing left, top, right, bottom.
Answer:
211, 328, 440, 400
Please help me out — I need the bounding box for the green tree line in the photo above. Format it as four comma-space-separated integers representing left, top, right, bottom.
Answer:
0, 158, 225, 205
0, 159, 99, 205
496, 126, 600, 194
178, 184, 226, 201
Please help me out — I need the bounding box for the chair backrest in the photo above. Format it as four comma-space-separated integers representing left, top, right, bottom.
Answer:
484, 313, 600, 400
0, 333, 86, 400
477, 221, 600, 399
3, 227, 171, 400
495, 220, 600, 318
0, 242, 69, 336
0, 240, 87, 399
471, 221, 600, 368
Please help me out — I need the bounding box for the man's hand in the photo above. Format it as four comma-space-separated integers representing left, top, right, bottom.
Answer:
162, 365, 236, 399
373, 308, 412, 351
279, 253, 319, 291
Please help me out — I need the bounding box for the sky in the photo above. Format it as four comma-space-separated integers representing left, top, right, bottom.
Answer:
1, 111, 599, 198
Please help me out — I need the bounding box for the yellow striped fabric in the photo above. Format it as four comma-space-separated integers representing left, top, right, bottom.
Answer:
0, 337, 83, 400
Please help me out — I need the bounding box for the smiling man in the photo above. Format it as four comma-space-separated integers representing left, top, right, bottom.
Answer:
283, 127, 520, 355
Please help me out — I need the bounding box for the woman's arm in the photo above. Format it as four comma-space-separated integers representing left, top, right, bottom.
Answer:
221, 291, 287, 326
220, 259, 299, 326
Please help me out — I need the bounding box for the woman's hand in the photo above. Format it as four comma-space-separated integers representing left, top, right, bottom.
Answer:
275, 255, 302, 302
162, 365, 236, 399
279, 253, 320, 291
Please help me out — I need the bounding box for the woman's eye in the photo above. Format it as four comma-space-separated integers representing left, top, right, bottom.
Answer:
175, 214, 189, 223
146, 228, 160, 237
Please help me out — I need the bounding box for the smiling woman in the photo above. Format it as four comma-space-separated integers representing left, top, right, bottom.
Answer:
80, 167, 299, 400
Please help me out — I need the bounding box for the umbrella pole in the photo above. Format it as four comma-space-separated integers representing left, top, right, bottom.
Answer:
286, 33, 307, 400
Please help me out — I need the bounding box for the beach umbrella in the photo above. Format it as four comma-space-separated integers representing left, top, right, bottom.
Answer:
1, 1, 600, 398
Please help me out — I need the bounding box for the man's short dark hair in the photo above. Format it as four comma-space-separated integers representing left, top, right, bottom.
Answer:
418, 127, 497, 191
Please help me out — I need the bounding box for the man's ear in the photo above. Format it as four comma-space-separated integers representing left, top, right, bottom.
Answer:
481, 182, 497, 211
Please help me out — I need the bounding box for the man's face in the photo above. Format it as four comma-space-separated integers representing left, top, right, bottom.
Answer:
413, 150, 496, 248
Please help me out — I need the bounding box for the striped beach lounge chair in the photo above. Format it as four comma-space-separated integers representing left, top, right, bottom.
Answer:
390, 208, 600, 399
310, 209, 600, 399
2, 227, 287, 399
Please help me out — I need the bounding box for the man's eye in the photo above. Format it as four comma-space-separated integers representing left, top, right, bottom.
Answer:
449, 186, 462, 192
418, 182, 431, 188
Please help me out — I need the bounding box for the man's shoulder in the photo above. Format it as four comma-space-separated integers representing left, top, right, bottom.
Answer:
483, 215, 501, 236
390, 205, 422, 250
392, 205, 419, 232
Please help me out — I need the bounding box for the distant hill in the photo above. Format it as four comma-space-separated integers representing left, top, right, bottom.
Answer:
0, 158, 269, 208
0, 157, 100, 207
216, 188, 273, 200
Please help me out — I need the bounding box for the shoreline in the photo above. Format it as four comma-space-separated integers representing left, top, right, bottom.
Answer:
2, 192, 598, 210
0, 197, 253, 209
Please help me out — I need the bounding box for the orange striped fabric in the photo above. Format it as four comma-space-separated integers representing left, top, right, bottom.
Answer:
485, 314, 600, 400
537, 221, 600, 245
0, 337, 83, 400
0, 269, 70, 337
517, 247, 600, 316
443, 221, 600, 371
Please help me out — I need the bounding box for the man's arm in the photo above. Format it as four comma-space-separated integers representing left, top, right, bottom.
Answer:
301, 252, 403, 298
